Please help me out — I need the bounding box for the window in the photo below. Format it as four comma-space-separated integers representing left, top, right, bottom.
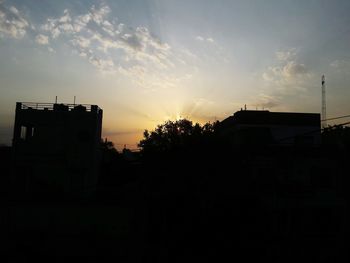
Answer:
20, 125, 34, 140
20, 126, 26, 140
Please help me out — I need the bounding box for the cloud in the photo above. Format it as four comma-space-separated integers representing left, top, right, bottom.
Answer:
71, 35, 90, 49
38, 4, 179, 90
103, 129, 142, 137
191, 98, 215, 113
262, 49, 309, 85
271, 49, 307, 78
330, 59, 350, 69
196, 35, 215, 43
58, 9, 71, 23
192, 97, 214, 108
88, 56, 115, 73
263, 61, 308, 81
35, 34, 49, 45
41, 16, 74, 38
0, 2, 29, 38
254, 94, 279, 109
89, 4, 111, 25
329, 60, 350, 79
260, 48, 312, 107
275, 48, 297, 61
39, 4, 173, 79
1, 2, 188, 90
192, 35, 229, 66
282, 61, 307, 77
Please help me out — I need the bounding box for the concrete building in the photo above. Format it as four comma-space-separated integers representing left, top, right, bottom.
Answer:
12, 102, 103, 197
219, 110, 321, 146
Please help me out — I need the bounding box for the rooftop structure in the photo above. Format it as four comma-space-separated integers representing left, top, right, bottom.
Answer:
219, 110, 321, 146
12, 102, 103, 197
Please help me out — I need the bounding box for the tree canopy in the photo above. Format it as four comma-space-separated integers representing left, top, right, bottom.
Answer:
138, 119, 219, 155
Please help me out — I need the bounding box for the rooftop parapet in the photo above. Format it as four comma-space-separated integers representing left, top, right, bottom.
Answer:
16, 102, 102, 113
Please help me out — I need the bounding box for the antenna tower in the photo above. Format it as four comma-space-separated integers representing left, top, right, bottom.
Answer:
321, 75, 326, 128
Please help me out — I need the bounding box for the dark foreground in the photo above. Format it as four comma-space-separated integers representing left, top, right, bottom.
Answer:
0, 145, 349, 262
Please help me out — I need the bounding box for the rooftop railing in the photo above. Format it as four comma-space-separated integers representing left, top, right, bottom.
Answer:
18, 102, 102, 113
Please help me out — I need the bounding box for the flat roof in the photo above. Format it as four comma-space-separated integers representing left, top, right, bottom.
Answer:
220, 110, 320, 127
16, 102, 102, 113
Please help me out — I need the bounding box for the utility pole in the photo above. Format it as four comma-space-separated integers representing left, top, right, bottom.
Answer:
321, 75, 327, 128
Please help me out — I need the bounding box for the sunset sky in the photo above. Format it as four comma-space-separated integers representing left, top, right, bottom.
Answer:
1, 0, 350, 149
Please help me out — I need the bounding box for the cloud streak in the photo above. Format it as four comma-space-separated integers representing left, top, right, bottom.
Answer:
196, 35, 215, 43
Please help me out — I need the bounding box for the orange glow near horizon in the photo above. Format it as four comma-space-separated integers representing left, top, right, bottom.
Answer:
102, 106, 220, 151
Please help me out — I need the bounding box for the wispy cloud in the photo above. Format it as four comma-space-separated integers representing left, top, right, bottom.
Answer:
254, 94, 279, 109
35, 34, 49, 45
0, 2, 29, 39
0, 2, 217, 92
36, 4, 176, 89
193, 35, 230, 65
186, 98, 214, 115
196, 35, 215, 43
275, 48, 297, 61
206, 37, 214, 43
330, 59, 350, 70
103, 129, 143, 137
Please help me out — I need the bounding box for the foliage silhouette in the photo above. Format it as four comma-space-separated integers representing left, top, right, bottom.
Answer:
138, 119, 219, 156
322, 125, 350, 150
99, 139, 123, 184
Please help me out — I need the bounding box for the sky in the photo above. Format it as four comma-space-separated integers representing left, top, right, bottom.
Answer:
1, 0, 350, 149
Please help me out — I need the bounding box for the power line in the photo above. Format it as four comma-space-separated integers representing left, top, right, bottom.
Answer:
322, 114, 350, 122
323, 121, 350, 130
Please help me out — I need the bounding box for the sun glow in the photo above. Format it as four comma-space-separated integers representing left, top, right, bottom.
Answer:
176, 113, 183, 120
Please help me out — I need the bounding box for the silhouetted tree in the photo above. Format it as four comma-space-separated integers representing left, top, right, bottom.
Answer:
322, 125, 350, 150
101, 138, 117, 152
138, 119, 219, 156
99, 139, 121, 179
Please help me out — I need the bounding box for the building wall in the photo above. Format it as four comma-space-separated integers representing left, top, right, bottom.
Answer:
235, 124, 321, 145
219, 111, 321, 146
12, 103, 103, 197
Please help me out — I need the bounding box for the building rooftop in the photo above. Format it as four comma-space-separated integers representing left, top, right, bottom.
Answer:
220, 110, 321, 128
17, 102, 102, 113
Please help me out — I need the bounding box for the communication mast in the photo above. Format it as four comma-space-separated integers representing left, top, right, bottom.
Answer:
321, 75, 326, 128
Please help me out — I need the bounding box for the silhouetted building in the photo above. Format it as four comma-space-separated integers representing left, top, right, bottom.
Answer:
219, 110, 321, 146
11, 102, 103, 197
